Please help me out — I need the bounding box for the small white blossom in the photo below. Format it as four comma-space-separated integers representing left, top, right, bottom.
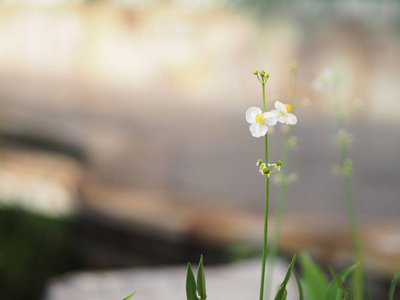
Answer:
246, 107, 278, 138
271, 101, 297, 125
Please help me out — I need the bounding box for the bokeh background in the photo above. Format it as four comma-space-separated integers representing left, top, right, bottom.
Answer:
0, 0, 399, 299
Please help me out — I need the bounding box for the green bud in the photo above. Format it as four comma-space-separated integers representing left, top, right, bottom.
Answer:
276, 160, 282, 167
265, 73, 270, 79
256, 159, 263, 167
262, 168, 270, 175
252, 69, 259, 75
260, 70, 266, 76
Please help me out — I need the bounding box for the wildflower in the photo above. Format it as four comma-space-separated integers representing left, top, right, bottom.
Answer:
246, 107, 278, 137
271, 101, 297, 125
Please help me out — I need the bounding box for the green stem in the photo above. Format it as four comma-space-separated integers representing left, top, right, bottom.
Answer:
333, 82, 365, 299
265, 127, 292, 300
259, 83, 270, 300
265, 68, 296, 300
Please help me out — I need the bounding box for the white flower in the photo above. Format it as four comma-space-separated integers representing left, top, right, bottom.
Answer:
246, 107, 278, 138
271, 101, 297, 125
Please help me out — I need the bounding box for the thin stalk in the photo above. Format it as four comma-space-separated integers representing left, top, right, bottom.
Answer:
265, 67, 297, 300
333, 82, 365, 299
259, 82, 270, 300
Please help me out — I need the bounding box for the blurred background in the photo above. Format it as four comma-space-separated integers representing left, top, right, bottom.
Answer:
0, 0, 399, 299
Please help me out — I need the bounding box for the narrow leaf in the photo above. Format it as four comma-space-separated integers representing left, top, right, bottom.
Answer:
329, 266, 348, 296
324, 263, 359, 300
293, 270, 304, 300
197, 255, 207, 300
389, 268, 400, 300
186, 263, 198, 300
274, 254, 297, 300
122, 291, 136, 300
299, 252, 328, 300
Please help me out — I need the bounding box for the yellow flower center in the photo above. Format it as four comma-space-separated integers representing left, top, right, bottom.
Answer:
255, 114, 265, 124
284, 103, 292, 113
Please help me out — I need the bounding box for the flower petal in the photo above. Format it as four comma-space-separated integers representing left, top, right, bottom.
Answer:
250, 123, 268, 137
263, 111, 278, 126
285, 113, 297, 125
246, 107, 262, 124
274, 101, 287, 114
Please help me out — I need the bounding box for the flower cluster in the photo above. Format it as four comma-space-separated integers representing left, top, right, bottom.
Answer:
256, 159, 282, 177
246, 101, 297, 138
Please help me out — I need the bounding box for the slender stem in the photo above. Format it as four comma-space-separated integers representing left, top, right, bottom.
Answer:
265, 68, 297, 300
333, 81, 365, 299
259, 82, 270, 300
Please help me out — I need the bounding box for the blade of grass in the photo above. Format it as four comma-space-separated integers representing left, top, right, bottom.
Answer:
324, 263, 359, 300
299, 252, 328, 300
389, 268, 400, 300
122, 291, 136, 300
186, 263, 198, 300
196, 255, 207, 300
293, 270, 304, 300
274, 254, 297, 300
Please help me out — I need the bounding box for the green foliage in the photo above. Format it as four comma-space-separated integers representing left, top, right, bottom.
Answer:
186, 256, 207, 300
298, 253, 360, 300
196, 255, 207, 300
329, 267, 357, 300
293, 271, 304, 300
274, 254, 297, 300
324, 263, 358, 300
122, 291, 136, 300
299, 252, 328, 300
0, 207, 77, 300
389, 268, 400, 300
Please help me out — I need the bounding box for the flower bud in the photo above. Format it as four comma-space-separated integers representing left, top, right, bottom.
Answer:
256, 159, 263, 167
276, 160, 282, 167
252, 69, 259, 75
262, 168, 270, 175
260, 70, 266, 76
265, 73, 270, 79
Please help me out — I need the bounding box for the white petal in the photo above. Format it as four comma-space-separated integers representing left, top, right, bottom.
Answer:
246, 107, 262, 124
279, 113, 297, 125
285, 113, 297, 125
274, 101, 287, 114
263, 112, 278, 126
250, 123, 268, 138
278, 115, 286, 124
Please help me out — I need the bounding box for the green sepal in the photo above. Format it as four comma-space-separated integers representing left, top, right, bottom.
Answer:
122, 291, 136, 300
196, 254, 207, 300
389, 267, 400, 300
274, 254, 297, 300
324, 263, 358, 300
186, 263, 198, 300
299, 252, 328, 300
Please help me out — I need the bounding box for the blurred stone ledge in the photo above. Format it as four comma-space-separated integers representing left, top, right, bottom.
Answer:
0, 145, 399, 279
81, 183, 400, 278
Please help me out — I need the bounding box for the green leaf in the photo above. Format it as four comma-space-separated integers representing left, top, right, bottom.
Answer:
122, 291, 136, 300
186, 263, 198, 300
324, 263, 359, 300
196, 254, 207, 300
293, 270, 304, 300
389, 267, 400, 300
299, 252, 328, 300
274, 254, 297, 300
329, 266, 349, 296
